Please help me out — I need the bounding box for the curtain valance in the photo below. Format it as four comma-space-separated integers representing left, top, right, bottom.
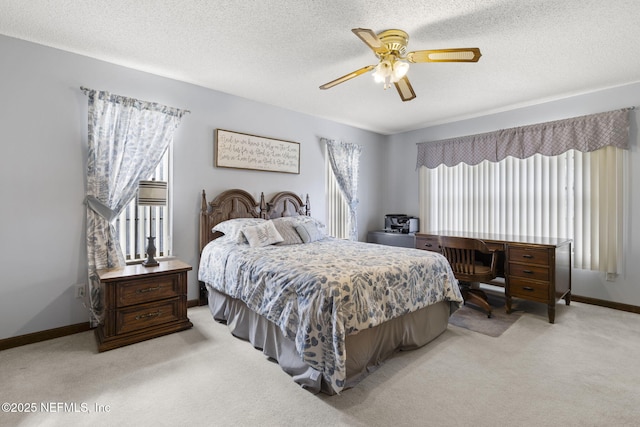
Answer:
81, 86, 189, 118
416, 108, 631, 169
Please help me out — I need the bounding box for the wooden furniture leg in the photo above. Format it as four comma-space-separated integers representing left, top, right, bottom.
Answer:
460, 283, 492, 318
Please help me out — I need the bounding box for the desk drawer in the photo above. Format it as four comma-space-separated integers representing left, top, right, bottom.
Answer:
416, 236, 441, 252
509, 277, 549, 301
115, 298, 181, 335
509, 264, 549, 281
116, 275, 180, 308
508, 247, 550, 266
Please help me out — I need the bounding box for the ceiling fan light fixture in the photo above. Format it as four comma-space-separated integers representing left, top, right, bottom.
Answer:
373, 60, 393, 88
373, 58, 409, 89
392, 60, 409, 81
373, 60, 392, 80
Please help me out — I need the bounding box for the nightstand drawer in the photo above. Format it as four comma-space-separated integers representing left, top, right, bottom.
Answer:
508, 247, 550, 265
116, 275, 180, 307
115, 298, 181, 335
416, 236, 441, 252
509, 264, 549, 281
509, 277, 549, 301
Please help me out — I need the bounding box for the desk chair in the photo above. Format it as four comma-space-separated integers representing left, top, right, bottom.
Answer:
440, 236, 499, 318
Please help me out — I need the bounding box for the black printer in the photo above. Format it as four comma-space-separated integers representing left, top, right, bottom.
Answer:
384, 214, 419, 234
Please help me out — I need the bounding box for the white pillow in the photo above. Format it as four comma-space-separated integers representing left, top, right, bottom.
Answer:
212, 218, 266, 244
295, 216, 327, 239
242, 221, 284, 247
295, 221, 324, 243
273, 216, 327, 239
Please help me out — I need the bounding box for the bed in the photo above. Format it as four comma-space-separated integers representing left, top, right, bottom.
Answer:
198, 189, 463, 394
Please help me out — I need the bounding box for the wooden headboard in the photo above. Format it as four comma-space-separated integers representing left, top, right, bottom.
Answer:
264, 191, 310, 219
199, 189, 310, 253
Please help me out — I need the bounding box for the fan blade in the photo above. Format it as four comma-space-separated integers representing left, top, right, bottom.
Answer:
394, 76, 416, 102
407, 48, 482, 63
319, 65, 375, 90
352, 28, 389, 55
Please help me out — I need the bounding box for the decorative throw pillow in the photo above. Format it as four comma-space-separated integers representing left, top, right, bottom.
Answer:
295, 221, 324, 243
242, 221, 284, 247
295, 216, 327, 239
271, 218, 304, 245
212, 218, 265, 244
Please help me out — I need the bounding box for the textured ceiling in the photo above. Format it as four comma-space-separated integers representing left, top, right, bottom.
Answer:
1, 0, 639, 134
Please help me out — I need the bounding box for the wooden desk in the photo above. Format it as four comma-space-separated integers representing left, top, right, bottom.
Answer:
416, 231, 572, 323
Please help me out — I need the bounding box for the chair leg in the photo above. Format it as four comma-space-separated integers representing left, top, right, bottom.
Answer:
460, 285, 492, 318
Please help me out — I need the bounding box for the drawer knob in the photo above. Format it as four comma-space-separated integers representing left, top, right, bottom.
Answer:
522, 286, 534, 292
136, 286, 160, 294
424, 243, 432, 247
522, 254, 534, 259
522, 269, 534, 274
135, 311, 162, 320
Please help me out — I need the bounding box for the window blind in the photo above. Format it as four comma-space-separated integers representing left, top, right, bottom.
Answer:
419, 147, 627, 275
115, 149, 171, 262
325, 148, 350, 239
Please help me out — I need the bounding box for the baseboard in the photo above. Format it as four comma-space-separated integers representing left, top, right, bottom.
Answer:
2, 300, 201, 351
0, 322, 91, 351
572, 294, 640, 315
2, 295, 636, 351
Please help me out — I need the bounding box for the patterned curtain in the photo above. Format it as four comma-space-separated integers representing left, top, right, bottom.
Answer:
322, 138, 362, 241
416, 108, 630, 169
83, 88, 187, 324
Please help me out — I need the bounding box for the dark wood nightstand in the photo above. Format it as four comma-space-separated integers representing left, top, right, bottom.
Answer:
95, 259, 193, 352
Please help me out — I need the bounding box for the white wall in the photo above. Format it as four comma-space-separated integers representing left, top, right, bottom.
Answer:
385, 84, 640, 306
0, 35, 386, 340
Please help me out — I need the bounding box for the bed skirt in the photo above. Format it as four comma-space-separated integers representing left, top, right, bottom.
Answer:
206, 286, 454, 394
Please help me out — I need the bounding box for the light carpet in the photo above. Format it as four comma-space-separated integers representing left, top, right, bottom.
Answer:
2, 300, 640, 426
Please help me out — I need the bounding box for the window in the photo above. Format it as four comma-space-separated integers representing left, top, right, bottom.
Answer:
421, 153, 571, 238
325, 147, 349, 239
115, 146, 172, 262
420, 147, 626, 275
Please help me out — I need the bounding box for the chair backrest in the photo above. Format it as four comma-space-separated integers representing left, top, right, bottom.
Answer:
439, 236, 498, 283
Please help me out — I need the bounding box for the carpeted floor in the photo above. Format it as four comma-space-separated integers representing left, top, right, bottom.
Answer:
2, 299, 640, 426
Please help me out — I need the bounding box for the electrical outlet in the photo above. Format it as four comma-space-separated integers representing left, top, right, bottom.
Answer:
75, 283, 86, 299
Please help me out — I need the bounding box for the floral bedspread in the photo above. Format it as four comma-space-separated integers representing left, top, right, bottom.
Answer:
199, 236, 462, 393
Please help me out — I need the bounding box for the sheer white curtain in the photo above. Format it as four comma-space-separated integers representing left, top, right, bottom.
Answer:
83, 88, 187, 324
418, 108, 630, 276
573, 146, 627, 275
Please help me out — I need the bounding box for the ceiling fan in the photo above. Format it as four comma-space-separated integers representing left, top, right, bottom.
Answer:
319, 28, 482, 101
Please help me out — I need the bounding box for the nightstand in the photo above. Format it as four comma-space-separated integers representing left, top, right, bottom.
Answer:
95, 259, 193, 352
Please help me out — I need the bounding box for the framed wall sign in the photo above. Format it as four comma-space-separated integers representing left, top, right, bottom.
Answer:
215, 129, 300, 174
